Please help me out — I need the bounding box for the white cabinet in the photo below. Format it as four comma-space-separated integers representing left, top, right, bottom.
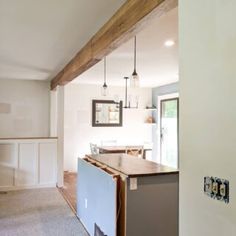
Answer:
0, 138, 57, 190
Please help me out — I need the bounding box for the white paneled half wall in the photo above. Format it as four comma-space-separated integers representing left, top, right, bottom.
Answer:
0, 138, 57, 190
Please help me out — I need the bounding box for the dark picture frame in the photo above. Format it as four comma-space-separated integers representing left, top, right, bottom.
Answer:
92, 100, 123, 127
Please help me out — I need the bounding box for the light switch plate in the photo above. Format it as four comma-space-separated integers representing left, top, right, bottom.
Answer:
204, 176, 229, 204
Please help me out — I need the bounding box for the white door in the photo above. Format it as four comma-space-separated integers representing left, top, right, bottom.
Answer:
160, 98, 179, 168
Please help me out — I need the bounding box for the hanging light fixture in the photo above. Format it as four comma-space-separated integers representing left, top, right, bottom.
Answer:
124, 76, 129, 108
101, 57, 108, 96
130, 36, 140, 88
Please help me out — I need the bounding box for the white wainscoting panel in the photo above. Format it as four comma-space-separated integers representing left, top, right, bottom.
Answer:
39, 142, 57, 185
0, 138, 57, 191
0, 165, 14, 187
17, 143, 37, 186
0, 144, 16, 187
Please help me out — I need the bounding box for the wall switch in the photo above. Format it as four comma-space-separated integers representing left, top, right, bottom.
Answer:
204, 176, 212, 196
212, 181, 218, 195
204, 176, 229, 204
218, 180, 229, 203
220, 184, 226, 197
130, 178, 138, 190
85, 198, 88, 208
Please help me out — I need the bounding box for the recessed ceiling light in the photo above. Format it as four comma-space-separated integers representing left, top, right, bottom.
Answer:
164, 40, 175, 47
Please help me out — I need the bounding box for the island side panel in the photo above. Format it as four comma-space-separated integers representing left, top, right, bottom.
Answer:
117, 176, 128, 236
77, 158, 117, 236
126, 174, 179, 236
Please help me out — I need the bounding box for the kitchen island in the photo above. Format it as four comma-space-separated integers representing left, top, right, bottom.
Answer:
77, 154, 179, 236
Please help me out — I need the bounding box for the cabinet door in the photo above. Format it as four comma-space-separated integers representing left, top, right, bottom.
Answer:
39, 142, 56, 185
16, 143, 37, 186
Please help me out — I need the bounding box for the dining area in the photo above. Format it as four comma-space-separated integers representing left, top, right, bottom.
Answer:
90, 142, 152, 159
63, 84, 155, 173
89, 98, 153, 158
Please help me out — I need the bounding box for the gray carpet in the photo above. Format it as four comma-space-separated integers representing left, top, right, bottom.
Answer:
0, 188, 89, 236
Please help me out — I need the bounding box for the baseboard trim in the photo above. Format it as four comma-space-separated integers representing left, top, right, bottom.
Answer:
0, 183, 56, 191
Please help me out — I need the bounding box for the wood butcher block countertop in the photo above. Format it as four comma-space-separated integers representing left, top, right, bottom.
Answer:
86, 154, 179, 177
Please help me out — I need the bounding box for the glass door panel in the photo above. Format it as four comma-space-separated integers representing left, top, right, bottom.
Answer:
160, 98, 179, 168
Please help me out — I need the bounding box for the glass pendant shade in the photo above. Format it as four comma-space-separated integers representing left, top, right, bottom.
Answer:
101, 83, 108, 96
130, 70, 140, 88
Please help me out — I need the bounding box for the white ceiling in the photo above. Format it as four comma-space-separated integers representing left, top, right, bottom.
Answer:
0, 0, 125, 81
74, 7, 178, 88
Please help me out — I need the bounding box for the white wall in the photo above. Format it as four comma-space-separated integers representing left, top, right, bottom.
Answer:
179, 1, 236, 235
0, 79, 50, 137
64, 83, 153, 172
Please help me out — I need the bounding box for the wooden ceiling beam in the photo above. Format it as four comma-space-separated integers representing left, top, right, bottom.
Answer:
50, 0, 177, 90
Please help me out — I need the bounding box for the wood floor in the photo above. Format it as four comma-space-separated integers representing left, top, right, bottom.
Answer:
59, 171, 77, 213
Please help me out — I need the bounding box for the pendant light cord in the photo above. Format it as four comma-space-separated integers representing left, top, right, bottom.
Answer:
134, 36, 136, 71
104, 56, 106, 84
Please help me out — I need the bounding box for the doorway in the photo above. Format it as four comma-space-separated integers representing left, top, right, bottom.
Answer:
158, 94, 179, 168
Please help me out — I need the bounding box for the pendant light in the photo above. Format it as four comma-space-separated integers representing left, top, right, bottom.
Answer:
130, 36, 140, 88
124, 77, 129, 108
101, 57, 108, 96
